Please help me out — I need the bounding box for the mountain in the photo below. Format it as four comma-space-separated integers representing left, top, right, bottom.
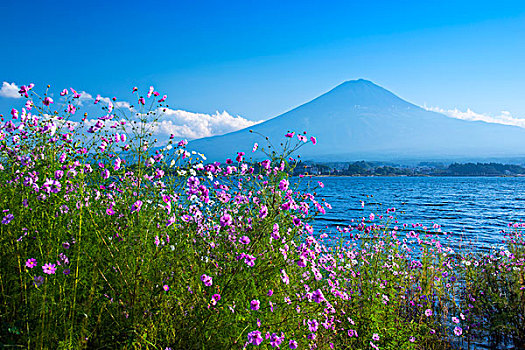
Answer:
188, 79, 525, 162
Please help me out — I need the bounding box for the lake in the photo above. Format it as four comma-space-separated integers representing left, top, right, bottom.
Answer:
303, 176, 525, 249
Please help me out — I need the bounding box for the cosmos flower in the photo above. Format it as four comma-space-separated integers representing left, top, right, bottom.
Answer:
131, 200, 143, 213
308, 319, 319, 332
2, 213, 14, 224
42, 263, 57, 275
247, 330, 263, 346
201, 274, 212, 287
25, 258, 37, 269
43, 97, 53, 106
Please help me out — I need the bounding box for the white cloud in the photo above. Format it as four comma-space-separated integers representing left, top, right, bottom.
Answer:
0, 82, 21, 98
151, 108, 263, 140
424, 105, 525, 128
74, 107, 263, 143
77, 91, 93, 105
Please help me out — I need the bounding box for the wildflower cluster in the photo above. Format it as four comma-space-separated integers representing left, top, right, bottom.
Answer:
0, 84, 524, 349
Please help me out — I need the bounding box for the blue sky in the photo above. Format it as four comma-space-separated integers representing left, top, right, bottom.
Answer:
2, 0, 525, 132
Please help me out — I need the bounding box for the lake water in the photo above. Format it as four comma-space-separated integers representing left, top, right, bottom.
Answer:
304, 176, 525, 249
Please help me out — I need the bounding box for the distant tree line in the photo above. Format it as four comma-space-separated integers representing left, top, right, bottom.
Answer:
291, 161, 525, 177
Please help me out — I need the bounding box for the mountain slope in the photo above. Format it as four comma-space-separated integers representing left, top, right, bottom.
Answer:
188, 79, 525, 162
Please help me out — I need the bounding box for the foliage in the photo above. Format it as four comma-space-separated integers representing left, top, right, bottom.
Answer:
0, 84, 524, 349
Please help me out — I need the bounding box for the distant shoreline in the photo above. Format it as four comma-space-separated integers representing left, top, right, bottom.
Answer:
296, 174, 525, 178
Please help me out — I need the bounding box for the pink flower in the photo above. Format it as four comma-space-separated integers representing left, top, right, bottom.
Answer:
201, 274, 213, 286
60, 89, 68, 96
131, 200, 143, 212
297, 134, 307, 142
454, 326, 463, 336
308, 319, 318, 332
26, 258, 37, 269
310, 136, 317, 145
285, 132, 295, 138
70, 88, 81, 98
312, 289, 325, 303
67, 104, 76, 114
279, 179, 289, 191
42, 263, 57, 275
139, 97, 146, 105
252, 142, 258, 152
247, 330, 263, 346
158, 94, 167, 102
94, 95, 101, 104
43, 97, 53, 106
250, 299, 260, 311
236, 152, 245, 162
259, 205, 268, 219
114, 157, 122, 170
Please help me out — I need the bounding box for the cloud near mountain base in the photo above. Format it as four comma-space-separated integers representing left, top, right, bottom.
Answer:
154, 108, 263, 140
425, 105, 525, 128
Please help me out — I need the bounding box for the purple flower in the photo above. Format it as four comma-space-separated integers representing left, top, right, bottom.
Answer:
250, 299, 260, 311
247, 330, 263, 346
131, 200, 143, 212
272, 223, 280, 240
267, 289, 273, 297
220, 213, 233, 227
211, 293, 221, 305
259, 205, 268, 219
163, 285, 169, 292
279, 179, 289, 191
43, 97, 53, 106
308, 319, 319, 332
2, 213, 14, 225
34, 276, 44, 287
425, 309, 433, 317
270, 333, 283, 347
454, 326, 463, 336
63, 268, 71, 275
42, 263, 57, 275
289, 339, 298, 349
239, 235, 251, 245
201, 274, 213, 287
312, 289, 325, 303
25, 258, 37, 269
372, 333, 380, 341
